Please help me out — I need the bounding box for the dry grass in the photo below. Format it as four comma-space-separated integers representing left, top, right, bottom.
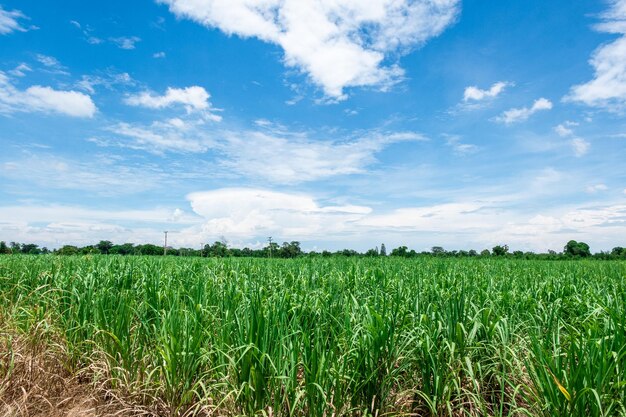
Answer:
0, 326, 145, 417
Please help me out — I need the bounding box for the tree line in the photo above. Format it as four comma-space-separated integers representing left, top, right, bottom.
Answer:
1, 239, 625, 260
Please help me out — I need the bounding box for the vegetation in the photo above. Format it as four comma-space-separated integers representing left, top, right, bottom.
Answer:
2, 239, 626, 260
1, 255, 625, 416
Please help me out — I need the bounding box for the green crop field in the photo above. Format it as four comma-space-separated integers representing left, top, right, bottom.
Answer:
0, 255, 625, 416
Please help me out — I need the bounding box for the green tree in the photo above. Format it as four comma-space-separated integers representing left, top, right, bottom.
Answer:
20, 243, 41, 254
611, 247, 625, 258
492, 244, 509, 256
390, 246, 409, 257
0, 241, 9, 254
57, 245, 79, 255
96, 240, 114, 254
380, 243, 387, 256
564, 240, 591, 257
110, 243, 135, 255
431, 246, 445, 256
280, 241, 302, 258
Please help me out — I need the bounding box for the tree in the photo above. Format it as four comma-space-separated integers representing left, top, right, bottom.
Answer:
21, 243, 41, 255
431, 246, 445, 256
564, 240, 591, 257
57, 245, 79, 255
611, 247, 625, 258
206, 241, 229, 257
282, 241, 302, 258
365, 248, 379, 257
0, 241, 9, 254
480, 249, 491, 256
96, 240, 114, 254
110, 243, 135, 255
492, 244, 509, 256
380, 243, 386, 256
390, 246, 409, 257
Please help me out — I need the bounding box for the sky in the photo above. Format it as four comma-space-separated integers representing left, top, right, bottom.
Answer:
0, 0, 625, 253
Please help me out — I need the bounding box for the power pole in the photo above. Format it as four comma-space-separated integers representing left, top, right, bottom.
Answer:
268, 236, 273, 258
163, 231, 168, 256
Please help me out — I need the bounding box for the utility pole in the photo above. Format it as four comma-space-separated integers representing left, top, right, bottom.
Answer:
268, 236, 273, 258
163, 231, 168, 256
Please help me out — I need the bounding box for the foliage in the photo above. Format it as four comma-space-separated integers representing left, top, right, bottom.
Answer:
0, 256, 625, 416
564, 240, 591, 257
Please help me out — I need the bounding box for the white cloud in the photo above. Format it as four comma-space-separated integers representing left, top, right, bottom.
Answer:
571, 137, 590, 156
8, 63, 31, 77
159, 0, 460, 99
104, 115, 425, 183
153, 51, 166, 58
124, 86, 221, 119
218, 130, 426, 183
108, 120, 215, 154
35, 54, 69, 75
186, 188, 371, 239
0, 205, 198, 248
586, 183, 608, 193
76, 71, 134, 94
565, 0, 626, 110
0, 6, 31, 34
0, 153, 167, 195
110, 36, 141, 49
444, 135, 478, 155
463, 81, 510, 101
495, 97, 553, 124
36, 54, 61, 68
0, 72, 96, 117
554, 124, 574, 137
3, 180, 626, 251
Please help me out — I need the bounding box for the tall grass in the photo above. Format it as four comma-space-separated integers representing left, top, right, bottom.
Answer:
0, 255, 625, 416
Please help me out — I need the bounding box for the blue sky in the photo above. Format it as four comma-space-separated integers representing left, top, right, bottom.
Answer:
1, 0, 625, 252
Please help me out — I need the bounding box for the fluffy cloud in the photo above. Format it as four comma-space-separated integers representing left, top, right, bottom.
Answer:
565, 0, 626, 110
158, 0, 460, 99
463, 81, 510, 101
0, 6, 31, 34
495, 98, 552, 124
0, 72, 97, 117
124, 86, 221, 120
